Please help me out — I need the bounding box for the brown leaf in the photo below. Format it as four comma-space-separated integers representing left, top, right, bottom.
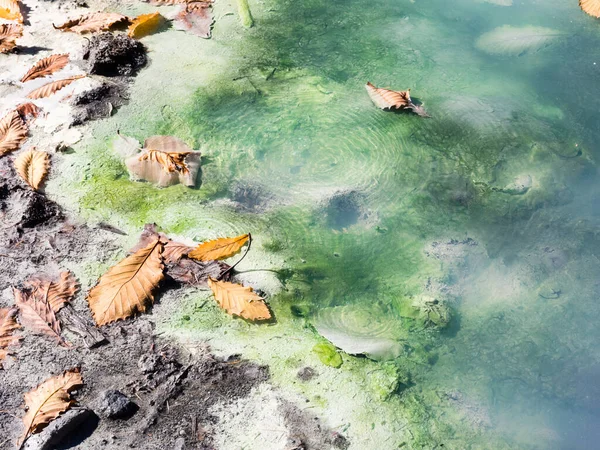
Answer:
14, 288, 68, 346
87, 239, 165, 326
365, 82, 412, 110
130, 223, 193, 264
14, 148, 50, 191
26, 75, 85, 100
207, 278, 271, 321
18, 368, 83, 447
166, 259, 229, 286
176, 1, 214, 39
139, 150, 191, 175
55, 12, 129, 34
24, 271, 79, 313
188, 234, 250, 262
0, 23, 22, 53
0, 307, 21, 365
21, 54, 70, 83
128, 11, 163, 39
16, 102, 42, 123
0, 110, 27, 156
580, 0, 600, 17
0, 0, 22, 23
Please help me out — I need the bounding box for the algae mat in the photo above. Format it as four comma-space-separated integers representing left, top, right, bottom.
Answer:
52, 0, 600, 448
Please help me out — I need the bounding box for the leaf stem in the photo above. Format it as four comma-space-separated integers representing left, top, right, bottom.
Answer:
218, 233, 252, 280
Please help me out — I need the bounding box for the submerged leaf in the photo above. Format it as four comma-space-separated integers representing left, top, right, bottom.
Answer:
207, 278, 271, 321
476, 25, 563, 56
87, 239, 164, 326
128, 12, 163, 39
26, 75, 85, 100
139, 150, 191, 174
0, 110, 27, 156
18, 368, 83, 447
55, 12, 129, 34
166, 259, 229, 286
0, 0, 22, 22
21, 54, 69, 83
188, 234, 250, 261
580, 0, 600, 17
313, 342, 343, 368
14, 148, 50, 191
0, 308, 21, 365
0, 23, 22, 53
176, 1, 214, 39
14, 288, 68, 346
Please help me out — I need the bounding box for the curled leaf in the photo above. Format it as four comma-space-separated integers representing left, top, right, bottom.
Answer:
0, 23, 22, 53
87, 239, 164, 326
580, 0, 600, 17
128, 12, 163, 39
14, 288, 68, 347
55, 12, 129, 34
0, 110, 27, 156
16, 102, 42, 123
18, 368, 83, 447
176, 1, 214, 39
24, 271, 79, 313
0, 308, 21, 365
208, 278, 271, 321
14, 148, 50, 191
0, 0, 22, 22
139, 150, 191, 175
188, 234, 250, 262
365, 82, 429, 117
26, 75, 85, 100
21, 54, 69, 83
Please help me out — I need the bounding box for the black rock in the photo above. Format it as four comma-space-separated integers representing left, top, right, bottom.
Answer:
92, 390, 137, 419
83, 33, 147, 77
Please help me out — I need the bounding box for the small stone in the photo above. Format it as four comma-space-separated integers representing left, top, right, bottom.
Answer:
92, 390, 136, 419
297, 367, 317, 381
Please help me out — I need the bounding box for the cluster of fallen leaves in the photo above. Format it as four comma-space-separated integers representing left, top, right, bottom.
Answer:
0, 0, 23, 53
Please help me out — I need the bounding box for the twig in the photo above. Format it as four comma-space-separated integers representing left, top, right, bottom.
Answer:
218, 234, 252, 280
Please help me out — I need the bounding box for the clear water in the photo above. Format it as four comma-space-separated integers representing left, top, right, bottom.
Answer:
61, 0, 600, 448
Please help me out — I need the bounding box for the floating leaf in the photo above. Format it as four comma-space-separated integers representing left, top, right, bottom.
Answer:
14, 288, 68, 346
87, 239, 164, 326
18, 368, 83, 447
0, 23, 22, 53
189, 234, 250, 262
26, 75, 85, 100
14, 148, 50, 191
0, 308, 21, 365
128, 12, 163, 39
0, 0, 22, 22
580, 0, 600, 17
55, 12, 129, 34
207, 278, 271, 321
16, 102, 41, 123
365, 82, 429, 117
0, 110, 27, 156
139, 150, 191, 175
475, 25, 563, 56
25, 271, 78, 313
21, 54, 69, 83
176, 1, 214, 39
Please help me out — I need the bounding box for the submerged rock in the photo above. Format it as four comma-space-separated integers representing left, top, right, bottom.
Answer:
83, 33, 147, 77
500, 174, 532, 195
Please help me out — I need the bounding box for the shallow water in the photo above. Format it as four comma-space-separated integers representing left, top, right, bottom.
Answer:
58, 0, 600, 448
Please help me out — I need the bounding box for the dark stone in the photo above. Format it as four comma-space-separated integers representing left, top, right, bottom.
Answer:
296, 367, 317, 381
83, 33, 147, 77
22, 408, 96, 450
92, 390, 137, 419
71, 80, 129, 125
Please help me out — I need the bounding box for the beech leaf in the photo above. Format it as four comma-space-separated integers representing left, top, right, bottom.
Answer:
176, 1, 214, 39
18, 368, 83, 447
0, 23, 22, 53
21, 54, 70, 83
24, 271, 79, 313
139, 150, 191, 175
366, 82, 429, 117
26, 75, 85, 100
0, 307, 21, 365
86, 239, 164, 326
580, 0, 600, 17
16, 102, 42, 123
14, 148, 50, 191
207, 278, 271, 321
14, 288, 68, 347
0, 0, 22, 23
188, 234, 250, 262
130, 223, 193, 264
128, 12, 163, 39
55, 12, 129, 34
0, 110, 27, 156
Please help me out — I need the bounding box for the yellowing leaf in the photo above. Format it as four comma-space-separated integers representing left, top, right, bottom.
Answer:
128, 12, 163, 39
26, 75, 85, 100
0, 307, 21, 365
208, 278, 271, 321
0, 110, 27, 156
580, 0, 600, 17
18, 368, 83, 447
55, 12, 129, 34
87, 239, 164, 326
0, 0, 22, 23
14, 148, 50, 191
188, 234, 250, 262
0, 23, 22, 53
14, 288, 68, 347
21, 54, 69, 83
25, 271, 79, 313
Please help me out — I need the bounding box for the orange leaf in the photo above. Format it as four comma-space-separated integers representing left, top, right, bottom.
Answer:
21, 54, 69, 83
25, 271, 79, 313
0, 110, 27, 156
14, 288, 68, 347
18, 368, 83, 447
188, 234, 250, 262
16, 102, 42, 123
0, 0, 22, 23
55, 12, 129, 34
580, 0, 600, 17
365, 82, 412, 110
26, 75, 85, 100
0, 23, 22, 53
207, 278, 271, 321
138, 149, 191, 174
0, 307, 21, 365
131, 223, 193, 264
128, 11, 163, 39
14, 148, 50, 191
87, 239, 164, 326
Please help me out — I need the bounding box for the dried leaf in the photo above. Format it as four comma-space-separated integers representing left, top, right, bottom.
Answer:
188, 234, 250, 262
14, 148, 50, 191
0, 110, 27, 156
16, 102, 42, 123
366, 82, 412, 110
176, 1, 214, 39
87, 239, 164, 326
21, 54, 70, 83
580, 0, 600, 17
18, 368, 83, 447
14, 288, 68, 346
0, 0, 22, 23
208, 278, 271, 321
0, 307, 21, 365
128, 12, 163, 39
166, 259, 229, 286
26, 75, 85, 100
25, 271, 79, 313
55, 12, 129, 34
0, 23, 22, 53
139, 150, 191, 175
132, 224, 193, 264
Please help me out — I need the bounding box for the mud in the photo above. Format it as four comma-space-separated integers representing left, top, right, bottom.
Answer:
83, 33, 147, 77
71, 79, 129, 125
